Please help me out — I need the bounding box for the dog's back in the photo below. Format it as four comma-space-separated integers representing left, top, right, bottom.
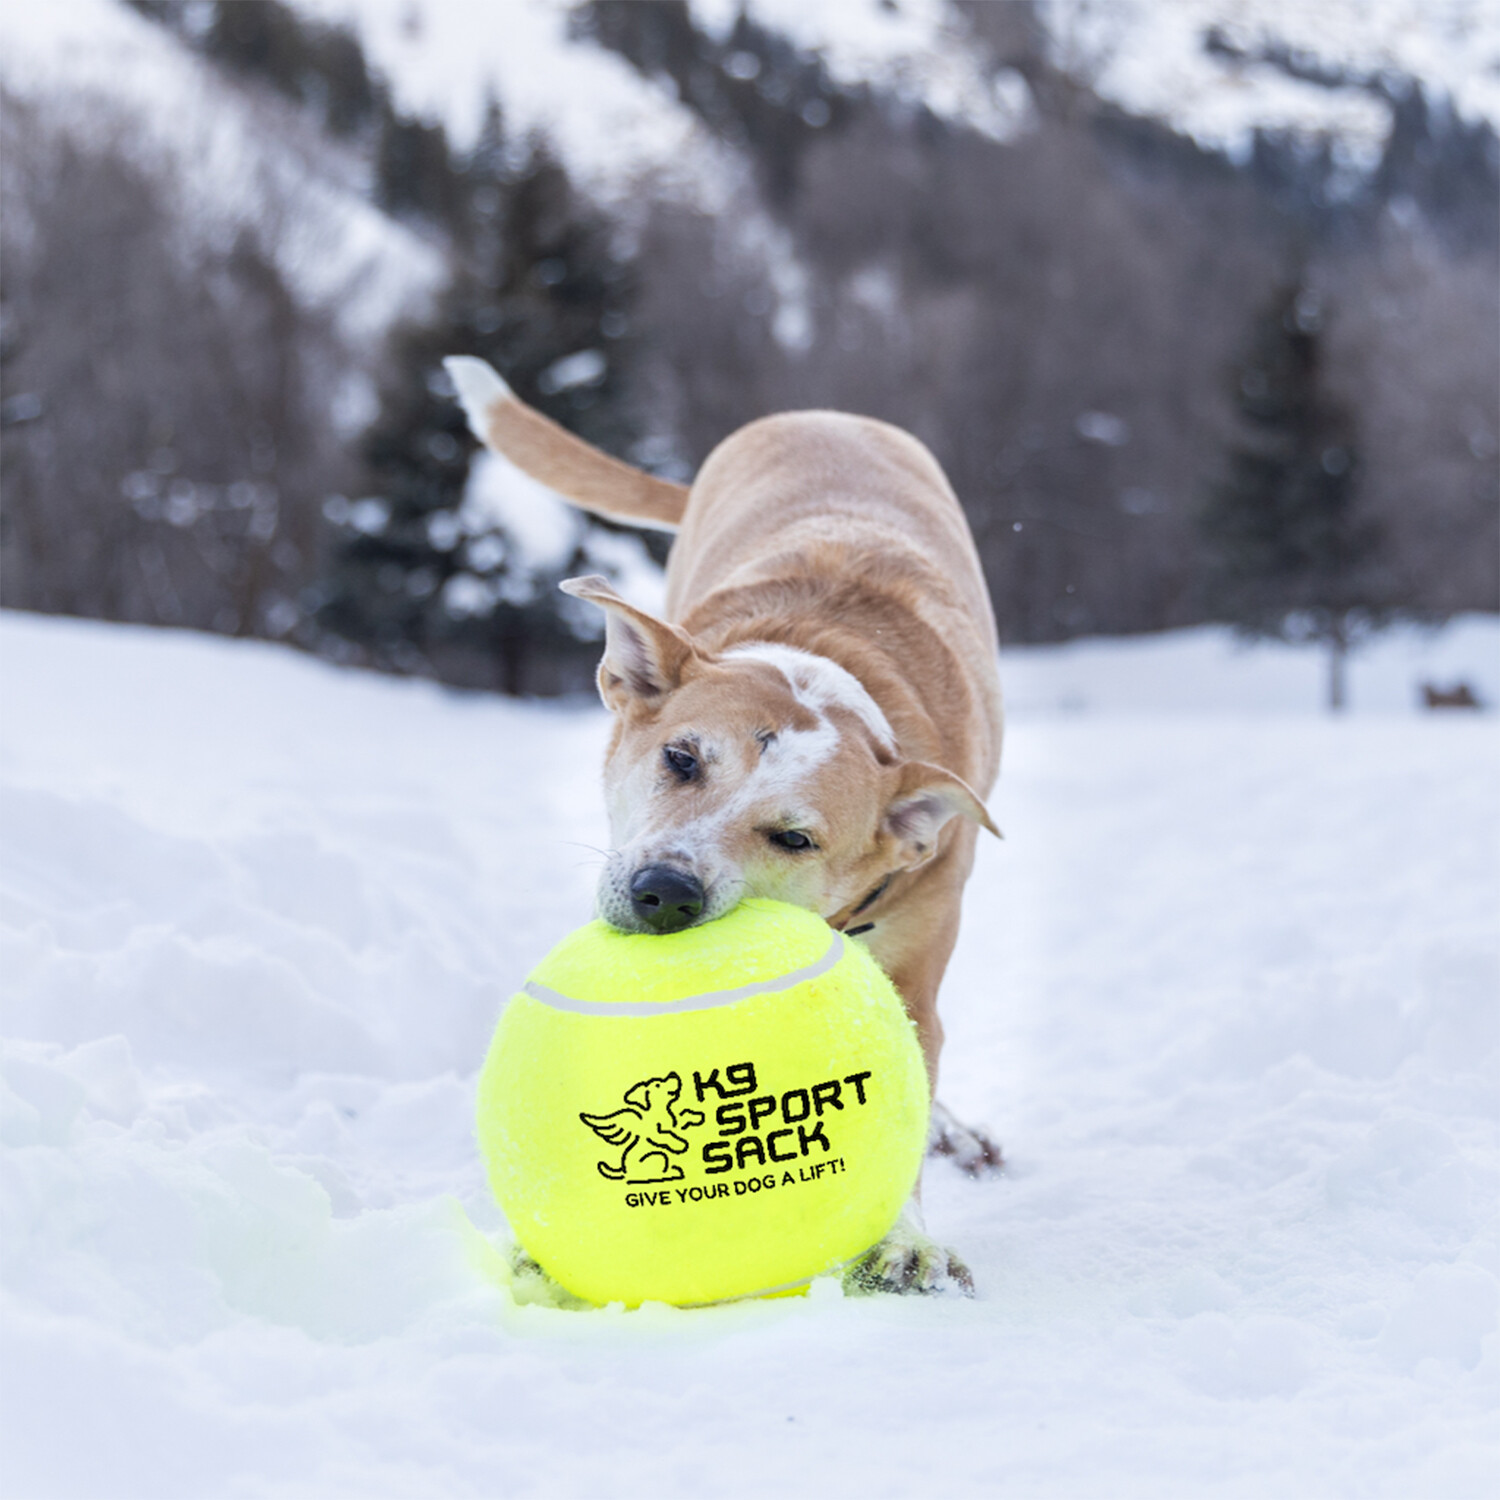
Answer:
670, 411, 993, 633
669, 411, 1002, 794
444, 357, 1001, 790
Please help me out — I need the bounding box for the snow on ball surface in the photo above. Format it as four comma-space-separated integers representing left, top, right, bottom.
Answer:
476, 899, 928, 1307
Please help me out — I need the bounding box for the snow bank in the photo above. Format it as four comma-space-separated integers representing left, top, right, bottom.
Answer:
1, 609, 1495, 1497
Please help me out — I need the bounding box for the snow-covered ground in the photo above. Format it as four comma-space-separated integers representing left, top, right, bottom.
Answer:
1, 609, 1496, 1498
1001, 613, 1500, 716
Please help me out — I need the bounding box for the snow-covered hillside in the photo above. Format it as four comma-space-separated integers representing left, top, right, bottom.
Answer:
1045, 0, 1500, 164
294, 0, 733, 200
293, 0, 1032, 190
295, 0, 1500, 182
2, 609, 1495, 1497
0, 0, 442, 351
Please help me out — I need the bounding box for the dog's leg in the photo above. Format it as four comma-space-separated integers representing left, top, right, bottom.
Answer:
838, 939, 979, 1295
878, 866, 1005, 1177
628, 1149, 682, 1182
906, 994, 1006, 1178
912, 992, 1004, 1176
927, 1099, 1004, 1176
506, 1244, 590, 1310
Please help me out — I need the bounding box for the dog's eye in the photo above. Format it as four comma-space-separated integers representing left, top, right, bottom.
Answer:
663, 745, 699, 782
768, 829, 815, 852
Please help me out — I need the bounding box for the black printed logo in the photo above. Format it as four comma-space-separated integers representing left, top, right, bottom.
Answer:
578, 1072, 707, 1184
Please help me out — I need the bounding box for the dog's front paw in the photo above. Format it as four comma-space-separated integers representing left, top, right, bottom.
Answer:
927, 1099, 1004, 1177
507, 1243, 590, 1310
843, 1209, 975, 1297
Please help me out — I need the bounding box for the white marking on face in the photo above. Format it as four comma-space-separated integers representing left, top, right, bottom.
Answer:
605, 732, 828, 896
725, 643, 895, 752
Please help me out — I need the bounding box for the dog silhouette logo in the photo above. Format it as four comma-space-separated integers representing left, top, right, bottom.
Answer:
579, 1072, 707, 1183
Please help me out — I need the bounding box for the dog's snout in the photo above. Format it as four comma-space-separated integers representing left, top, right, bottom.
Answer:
629, 864, 705, 933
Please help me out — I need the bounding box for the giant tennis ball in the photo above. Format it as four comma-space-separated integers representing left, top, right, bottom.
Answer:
477, 898, 928, 1307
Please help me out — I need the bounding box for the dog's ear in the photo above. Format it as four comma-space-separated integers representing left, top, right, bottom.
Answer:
623, 1080, 652, 1110
882, 761, 999, 869
560, 575, 702, 710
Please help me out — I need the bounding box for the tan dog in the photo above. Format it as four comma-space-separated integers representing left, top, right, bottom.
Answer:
447, 357, 1002, 1293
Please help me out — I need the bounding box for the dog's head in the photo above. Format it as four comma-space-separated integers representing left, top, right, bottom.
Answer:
562, 576, 996, 935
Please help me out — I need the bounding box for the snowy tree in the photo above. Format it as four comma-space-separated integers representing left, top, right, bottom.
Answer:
1201, 280, 1393, 710
134, 0, 383, 140
317, 122, 651, 694
375, 109, 463, 228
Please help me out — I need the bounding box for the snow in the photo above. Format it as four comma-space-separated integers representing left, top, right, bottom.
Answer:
2, 607, 1497, 1497
1001, 614, 1500, 716
294, 0, 1500, 191
453, 450, 666, 613
293, 0, 1032, 187
695, 0, 1037, 142
459, 450, 584, 576
223, 0, 1500, 282
1044, 0, 1500, 166
293, 0, 729, 202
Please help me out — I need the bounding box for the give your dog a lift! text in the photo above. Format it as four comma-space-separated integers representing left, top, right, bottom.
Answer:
625, 1158, 848, 1209
619, 1060, 877, 1208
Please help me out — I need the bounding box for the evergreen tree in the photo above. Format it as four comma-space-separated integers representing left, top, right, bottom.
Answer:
1201, 280, 1391, 710
203, 0, 314, 101
574, 0, 855, 206
374, 108, 464, 227
317, 123, 648, 694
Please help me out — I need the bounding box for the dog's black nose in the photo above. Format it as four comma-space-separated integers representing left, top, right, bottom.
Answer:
629, 865, 704, 933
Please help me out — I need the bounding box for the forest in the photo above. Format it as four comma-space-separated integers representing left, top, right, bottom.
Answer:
2, 0, 1495, 694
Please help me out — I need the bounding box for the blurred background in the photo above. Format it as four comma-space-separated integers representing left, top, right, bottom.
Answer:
2, 0, 1496, 699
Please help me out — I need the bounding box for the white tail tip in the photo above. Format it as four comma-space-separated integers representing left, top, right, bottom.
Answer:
443, 356, 512, 441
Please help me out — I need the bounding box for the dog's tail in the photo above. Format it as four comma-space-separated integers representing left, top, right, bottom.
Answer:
444, 356, 688, 532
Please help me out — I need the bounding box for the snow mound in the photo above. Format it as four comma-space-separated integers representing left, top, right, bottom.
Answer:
1, 609, 1496, 1497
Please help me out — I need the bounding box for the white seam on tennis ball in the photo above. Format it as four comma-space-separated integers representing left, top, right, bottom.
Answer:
520, 929, 845, 1016
677, 1273, 813, 1307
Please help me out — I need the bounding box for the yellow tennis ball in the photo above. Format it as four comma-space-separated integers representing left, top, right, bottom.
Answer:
476, 898, 929, 1307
